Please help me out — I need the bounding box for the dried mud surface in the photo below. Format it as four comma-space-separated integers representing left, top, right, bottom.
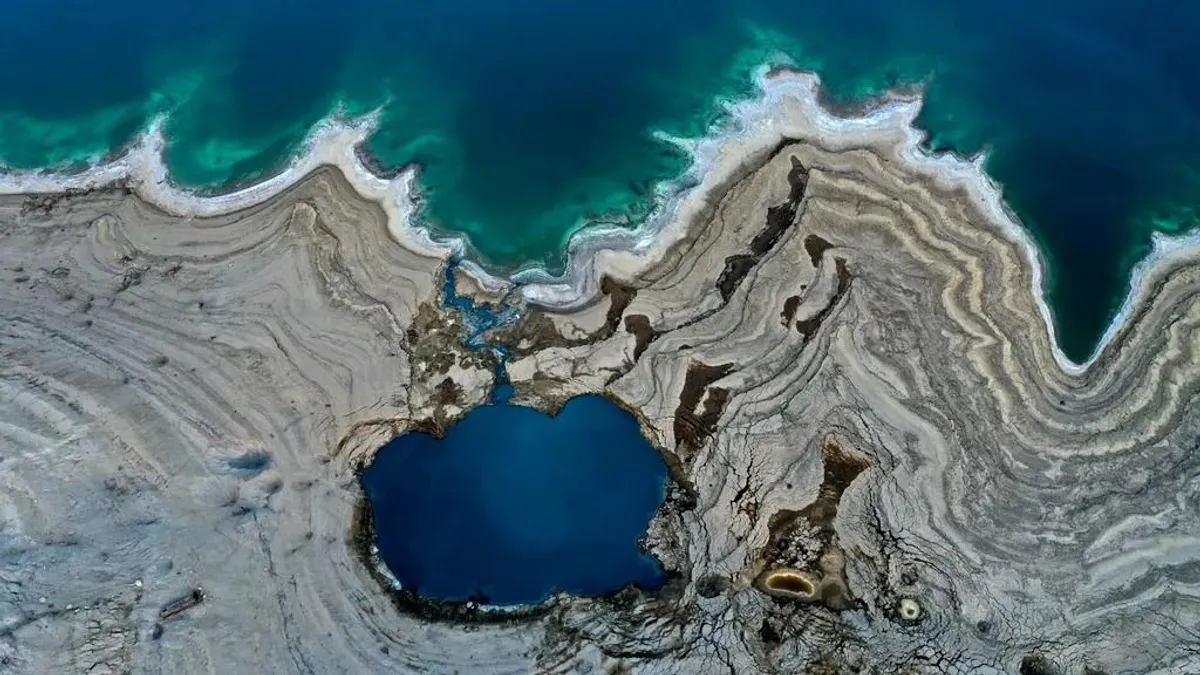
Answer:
4, 136, 1200, 675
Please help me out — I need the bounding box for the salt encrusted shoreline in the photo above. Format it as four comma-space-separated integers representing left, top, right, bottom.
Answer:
7, 63, 1200, 675
0, 67, 1189, 371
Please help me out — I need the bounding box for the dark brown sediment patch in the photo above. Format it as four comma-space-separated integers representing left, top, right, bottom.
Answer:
672, 361, 735, 463
756, 437, 869, 611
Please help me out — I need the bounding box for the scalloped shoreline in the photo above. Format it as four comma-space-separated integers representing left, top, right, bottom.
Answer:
0, 65, 1186, 373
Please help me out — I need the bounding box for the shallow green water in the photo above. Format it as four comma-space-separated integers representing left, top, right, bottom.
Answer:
2, 0, 1198, 361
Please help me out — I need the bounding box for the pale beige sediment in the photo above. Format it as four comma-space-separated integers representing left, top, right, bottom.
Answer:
4, 97, 1200, 675
0, 169, 506, 674
503, 137, 1200, 675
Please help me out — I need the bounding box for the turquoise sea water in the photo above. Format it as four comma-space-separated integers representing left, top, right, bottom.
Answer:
2, 0, 1198, 361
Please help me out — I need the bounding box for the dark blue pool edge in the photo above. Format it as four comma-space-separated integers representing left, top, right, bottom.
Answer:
349, 388, 694, 624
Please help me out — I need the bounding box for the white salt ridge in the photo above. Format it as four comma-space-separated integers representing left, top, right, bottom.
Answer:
511, 66, 1154, 375
0, 109, 469, 273
0, 67, 1188, 373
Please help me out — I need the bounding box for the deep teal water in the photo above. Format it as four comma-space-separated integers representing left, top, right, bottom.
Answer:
2, 0, 1198, 361
360, 394, 668, 605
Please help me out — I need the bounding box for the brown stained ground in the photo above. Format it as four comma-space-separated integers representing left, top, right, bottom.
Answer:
794, 236, 854, 343
780, 295, 801, 326
490, 275, 640, 357
623, 314, 659, 360
407, 302, 494, 375
716, 156, 810, 302
672, 361, 735, 463
760, 437, 870, 610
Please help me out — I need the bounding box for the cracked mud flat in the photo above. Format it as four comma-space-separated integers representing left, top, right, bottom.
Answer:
6, 78, 1200, 675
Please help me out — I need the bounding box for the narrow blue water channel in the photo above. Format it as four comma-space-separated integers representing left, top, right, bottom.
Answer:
360, 262, 668, 605
438, 257, 519, 403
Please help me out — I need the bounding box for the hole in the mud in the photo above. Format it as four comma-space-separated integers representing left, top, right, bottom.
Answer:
763, 570, 815, 597
759, 619, 781, 645
695, 573, 727, 598
360, 395, 669, 606
1020, 653, 1061, 675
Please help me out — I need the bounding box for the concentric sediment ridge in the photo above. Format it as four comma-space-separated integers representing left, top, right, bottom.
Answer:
3, 71, 1200, 674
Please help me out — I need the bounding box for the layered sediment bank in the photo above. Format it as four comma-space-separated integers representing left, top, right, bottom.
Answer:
3, 70, 1200, 674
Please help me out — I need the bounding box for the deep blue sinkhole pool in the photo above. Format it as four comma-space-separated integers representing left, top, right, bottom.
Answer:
360, 394, 669, 606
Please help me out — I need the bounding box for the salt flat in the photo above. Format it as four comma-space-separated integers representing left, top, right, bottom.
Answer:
4, 80, 1200, 674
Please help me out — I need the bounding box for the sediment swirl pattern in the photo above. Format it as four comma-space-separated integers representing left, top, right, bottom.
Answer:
4, 75, 1200, 674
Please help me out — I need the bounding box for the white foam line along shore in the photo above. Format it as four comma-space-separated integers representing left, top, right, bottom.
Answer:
0, 67, 1187, 373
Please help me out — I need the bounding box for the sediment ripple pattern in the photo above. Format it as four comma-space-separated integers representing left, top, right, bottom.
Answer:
4, 98, 1200, 674
508, 139, 1200, 674
0, 171, 512, 675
